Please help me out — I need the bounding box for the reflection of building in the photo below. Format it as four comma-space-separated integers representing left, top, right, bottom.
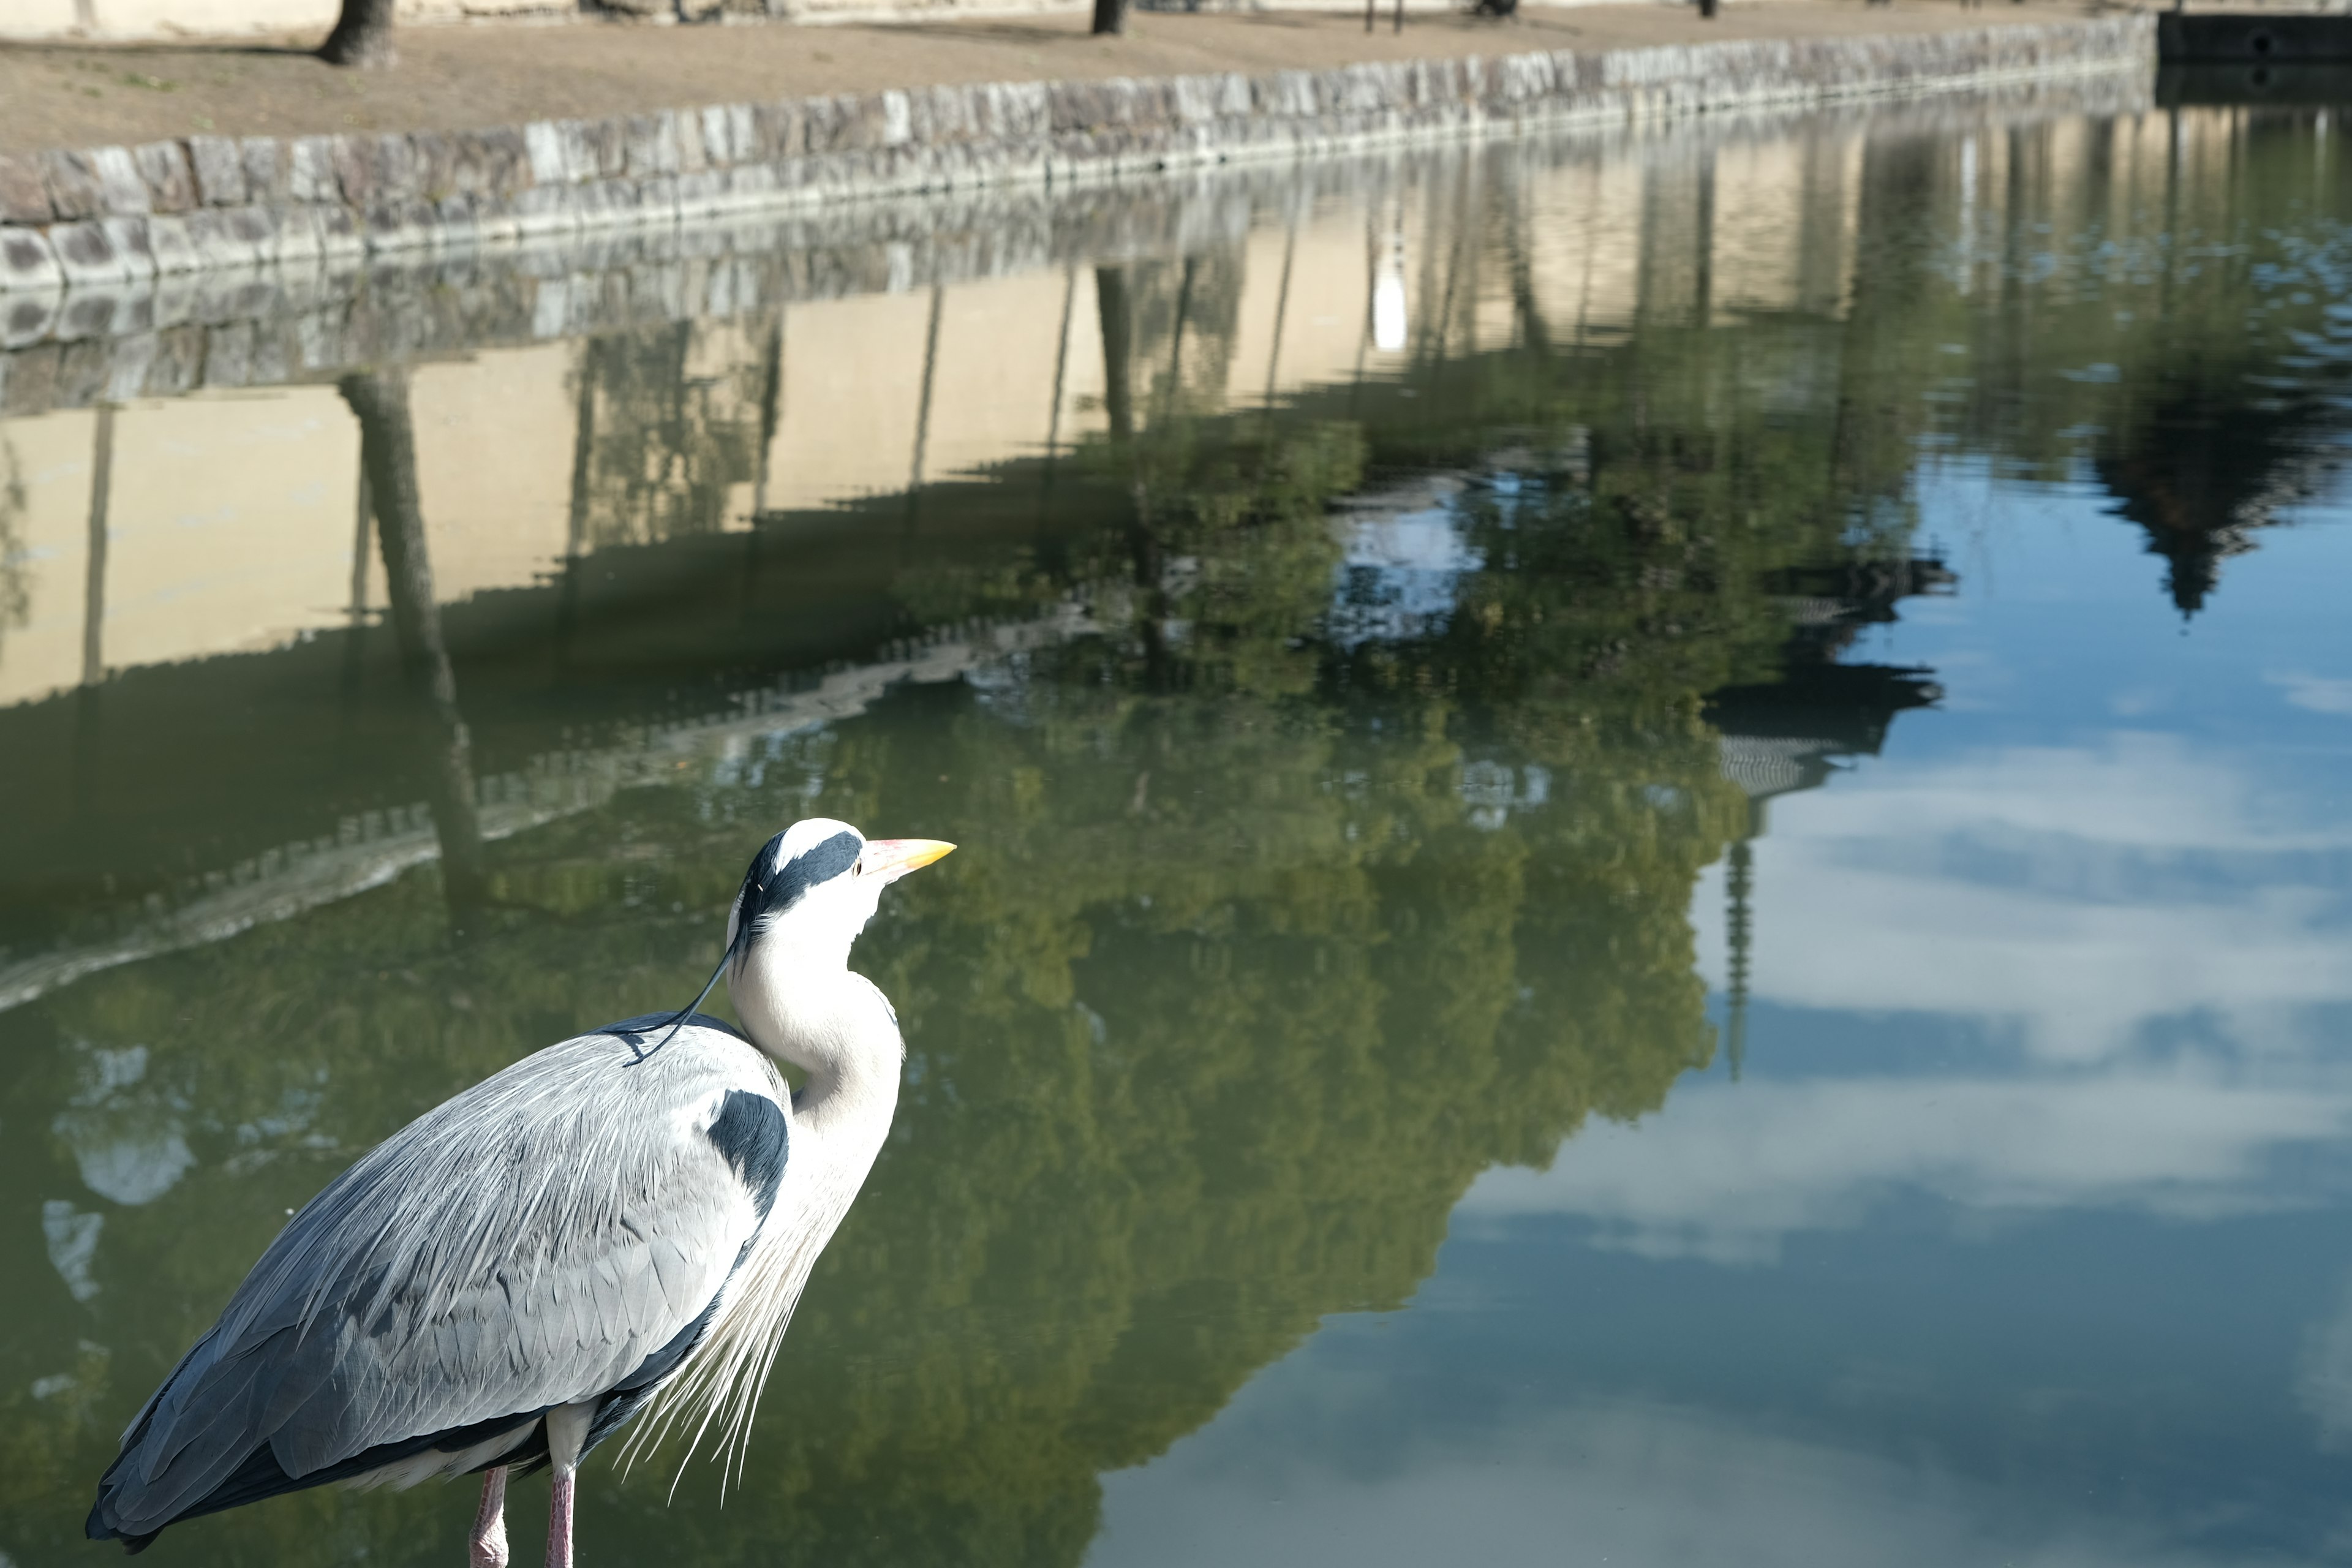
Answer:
1703, 556, 1951, 1077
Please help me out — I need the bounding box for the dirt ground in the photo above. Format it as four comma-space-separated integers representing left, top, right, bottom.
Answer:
0, 0, 2122, 156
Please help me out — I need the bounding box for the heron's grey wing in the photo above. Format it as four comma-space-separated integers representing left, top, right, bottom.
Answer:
90, 1018, 786, 1543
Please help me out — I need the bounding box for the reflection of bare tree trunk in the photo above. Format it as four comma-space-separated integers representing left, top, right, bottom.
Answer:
753, 312, 784, 519
340, 369, 488, 927
342, 465, 372, 699
72, 405, 115, 816
1095, 266, 1170, 691
745, 312, 785, 617
81, 407, 111, 688
1039, 267, 1080, 547
1096, 266, 1136, 447
906, 284, 946, 542
555, 341, 600, 662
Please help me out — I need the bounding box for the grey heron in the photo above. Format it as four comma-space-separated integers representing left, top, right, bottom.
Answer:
86, 819, 954, 1566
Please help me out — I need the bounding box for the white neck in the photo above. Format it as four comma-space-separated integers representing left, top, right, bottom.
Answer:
725, 934, 902, 1170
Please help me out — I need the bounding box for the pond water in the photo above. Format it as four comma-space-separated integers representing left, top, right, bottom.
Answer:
4, 77, 2352, 1568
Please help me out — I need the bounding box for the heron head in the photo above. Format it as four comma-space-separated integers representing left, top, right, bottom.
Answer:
724, 818, 955, 967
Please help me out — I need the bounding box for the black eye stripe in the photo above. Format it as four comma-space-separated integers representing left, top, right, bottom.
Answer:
736, 828, 862, 932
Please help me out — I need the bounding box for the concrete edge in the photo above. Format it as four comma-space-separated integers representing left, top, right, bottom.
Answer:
0, 16, 2153, 296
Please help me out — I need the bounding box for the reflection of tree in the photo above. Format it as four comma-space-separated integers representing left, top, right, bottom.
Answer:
341, 369, 488, 925
0, 438, 34, 675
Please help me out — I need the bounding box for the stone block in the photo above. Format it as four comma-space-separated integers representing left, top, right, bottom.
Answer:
273, 206, 323, 265
1547, 49, 1594, 99
628, 176, 683, 230
82, 148, 153, 216
524, 122, 566, 186
435, 194, 481, 247
511, 184, 582, 239
722, 163, 780, 213
141, 320, 198, 390
410, 132, 458, 202
1406, 57, 1466, 108
100, 330, 158, 401
473, 197, 521, 247
583, 118, 627, 179
56, 294, 137, 347
1, 344, 55, 408
1128, 79, 1179, 129
437, 126, 524, 202
1328, 63, 1392, 115
468, 127, 532, 200
805, 93, 900, 154
146, 213, 200, 274
197, 206, 278, 270
973, 80, 1050, 143
1252, 70, 1321, 119
287, 137, 337, 204
0, 156, 51, 225
363, 199, 440, 254
241, 137, 287, 204
751, 100, 802, 162
4, 294, 61, 354
625, 112, 682, 178
673, 111, 708, 174
134, 141, 197, 212
330, 134, 375, 207
187, 135, 247, 206
1486, 52, 1558, 107
204, 320, 254, 388
49, 220, 134, 286
912, 84, 978, 144
41, 151, 107, 221
0, 227, 62, 294
49, 295, 115, 350
566, 181, 618, 233
315, 203, 365, 261
374, 134, 425, 203
1046, 80, 1106, 135
701, 104, 754, 167
674, 168, 725, 221
102, 217, 156, 278
541, 121, 590, 184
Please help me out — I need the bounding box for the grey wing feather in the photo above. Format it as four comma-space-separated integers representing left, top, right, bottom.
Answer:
96, 1019, 785, 1539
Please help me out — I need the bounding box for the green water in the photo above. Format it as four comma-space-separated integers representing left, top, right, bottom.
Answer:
5, 88, 2352, 1566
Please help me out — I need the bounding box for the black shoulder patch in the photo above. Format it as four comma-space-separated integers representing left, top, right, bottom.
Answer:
706, 1090, 789, 1223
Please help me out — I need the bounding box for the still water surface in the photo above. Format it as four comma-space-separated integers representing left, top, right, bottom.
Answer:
4, 83, 2352, 1567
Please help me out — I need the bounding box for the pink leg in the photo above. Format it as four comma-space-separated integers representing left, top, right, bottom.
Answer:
469, 1468, 510, 1568
544, 1465, 575, 1568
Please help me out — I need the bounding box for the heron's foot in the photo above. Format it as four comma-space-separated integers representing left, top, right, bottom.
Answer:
470, 1466, 511, 1568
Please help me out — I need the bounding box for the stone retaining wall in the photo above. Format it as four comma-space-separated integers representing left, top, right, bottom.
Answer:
0, 15, 2152, 300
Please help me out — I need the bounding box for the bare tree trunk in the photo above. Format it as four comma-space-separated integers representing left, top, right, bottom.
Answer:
340, 369, 488, 929
1091, 0, 1126, 36
320, 0, 398, 69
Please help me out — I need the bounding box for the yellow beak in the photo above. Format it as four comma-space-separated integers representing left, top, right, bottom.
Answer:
860, 838, 957, 881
